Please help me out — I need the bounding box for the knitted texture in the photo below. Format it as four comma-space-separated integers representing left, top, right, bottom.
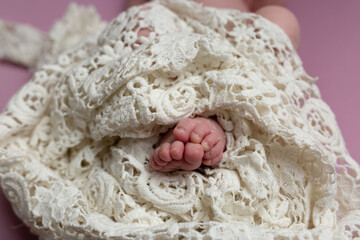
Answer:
0, 1, 359, 239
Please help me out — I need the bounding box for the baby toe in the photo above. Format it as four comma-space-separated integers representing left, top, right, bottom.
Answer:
153, 148, 168, 167
184, 143, 204, 164
169, 141, 184, 160
203, 152, 223, 166
150, 155, 163, 170
190, 120, 211, 144
158, 143, 172, 162
201, 132, 220, 151
173, 118, 197, 142
204, 140, 225, 160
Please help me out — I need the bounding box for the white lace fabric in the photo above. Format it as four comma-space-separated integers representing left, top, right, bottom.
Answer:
0, 1, 359, 239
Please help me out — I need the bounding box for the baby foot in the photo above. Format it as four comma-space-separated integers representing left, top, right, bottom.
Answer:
150, 117, 226, 172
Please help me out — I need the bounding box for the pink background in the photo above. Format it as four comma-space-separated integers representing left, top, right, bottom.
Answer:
0, 0, 359, 239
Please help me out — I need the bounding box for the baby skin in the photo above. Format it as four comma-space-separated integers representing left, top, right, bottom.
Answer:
150, 118, 226, 172
128, 0, 301, 172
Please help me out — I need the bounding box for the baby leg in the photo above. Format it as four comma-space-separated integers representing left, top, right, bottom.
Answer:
255, 5, 300, 49
128, 0, 300, 49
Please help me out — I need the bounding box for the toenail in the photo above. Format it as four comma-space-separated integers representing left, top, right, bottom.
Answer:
203, 159, 211, 165
201, 142, 209, 151
177, 128, 185, 133
191, 133, 201, 143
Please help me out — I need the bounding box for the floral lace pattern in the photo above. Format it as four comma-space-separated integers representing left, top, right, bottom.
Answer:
0, 1, 359, 239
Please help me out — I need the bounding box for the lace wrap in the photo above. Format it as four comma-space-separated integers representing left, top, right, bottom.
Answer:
0, 1, 359, 239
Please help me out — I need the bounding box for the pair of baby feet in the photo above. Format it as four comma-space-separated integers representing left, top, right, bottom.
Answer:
149, 117, 226, 172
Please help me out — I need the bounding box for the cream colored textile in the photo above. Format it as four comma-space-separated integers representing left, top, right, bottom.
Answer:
0, 1, 359, 239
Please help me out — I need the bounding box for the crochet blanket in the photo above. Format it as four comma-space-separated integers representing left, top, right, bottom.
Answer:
0, 1, 359, 239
